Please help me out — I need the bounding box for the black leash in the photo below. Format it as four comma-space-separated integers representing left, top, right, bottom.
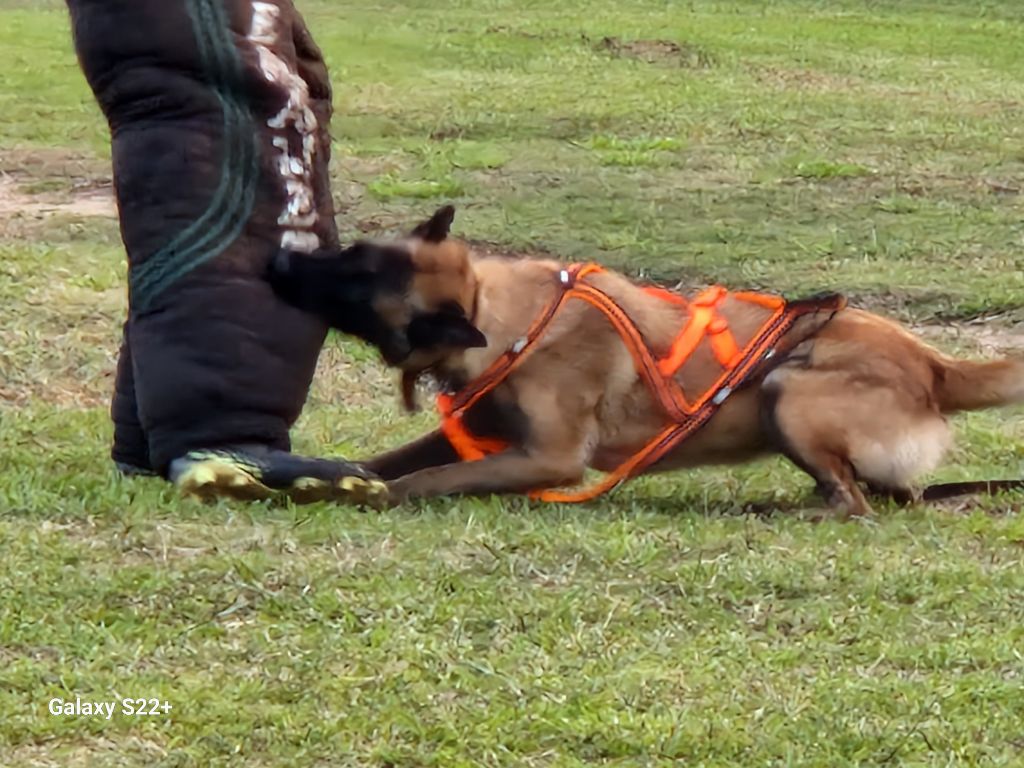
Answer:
921, 479, 1024, 502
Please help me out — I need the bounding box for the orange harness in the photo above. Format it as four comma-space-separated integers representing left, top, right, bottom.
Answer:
437, 263, 844, 503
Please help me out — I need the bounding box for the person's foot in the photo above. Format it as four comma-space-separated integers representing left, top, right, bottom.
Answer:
168, 445, 387, 507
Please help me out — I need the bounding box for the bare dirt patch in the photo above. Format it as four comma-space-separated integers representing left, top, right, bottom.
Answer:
466, 239, 560, 263
0, 330, 120, 409
484, 25, 551, 41
915, 319, 1024, 358
0, 175, 116, 218
892, 173, 1023, 199
591, 36, 714, 68
748, 64, 863, 93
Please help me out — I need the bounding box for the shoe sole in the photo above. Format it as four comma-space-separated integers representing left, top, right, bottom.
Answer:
175, 458, 389, 508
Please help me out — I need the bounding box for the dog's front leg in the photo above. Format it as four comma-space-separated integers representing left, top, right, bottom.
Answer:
359, 429, 459, 481
386, 448, 584, 504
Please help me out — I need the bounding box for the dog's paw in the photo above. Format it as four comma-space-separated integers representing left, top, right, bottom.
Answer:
384, 478, 418, 507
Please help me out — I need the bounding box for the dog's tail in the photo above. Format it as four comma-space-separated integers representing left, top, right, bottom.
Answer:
933, 353, 1024, 413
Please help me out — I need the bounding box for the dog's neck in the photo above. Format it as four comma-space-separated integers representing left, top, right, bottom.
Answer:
436, 256, 572, 383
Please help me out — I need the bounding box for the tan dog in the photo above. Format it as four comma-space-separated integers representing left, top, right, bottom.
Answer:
272, 207, 1024, 515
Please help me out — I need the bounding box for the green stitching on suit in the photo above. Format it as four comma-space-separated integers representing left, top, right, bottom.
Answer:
131, 0, 238, 304
130, 95, 256, 305
130, 0, 260, 311
133, 128, 260, 303
132, 0, 259, 309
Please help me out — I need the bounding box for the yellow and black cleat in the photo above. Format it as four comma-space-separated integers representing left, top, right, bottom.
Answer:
170, 446, 388, 508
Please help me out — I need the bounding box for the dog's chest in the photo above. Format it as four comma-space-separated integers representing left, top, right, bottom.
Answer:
460, 388, 530, 447
589, 356, 665, 470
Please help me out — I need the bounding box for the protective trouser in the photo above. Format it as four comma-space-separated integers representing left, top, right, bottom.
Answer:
68, 0, 338, 476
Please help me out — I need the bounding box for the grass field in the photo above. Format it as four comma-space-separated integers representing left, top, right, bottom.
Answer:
2, 0, 1024, 765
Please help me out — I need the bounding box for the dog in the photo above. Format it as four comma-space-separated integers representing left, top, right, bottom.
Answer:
269, 206, 1024, 516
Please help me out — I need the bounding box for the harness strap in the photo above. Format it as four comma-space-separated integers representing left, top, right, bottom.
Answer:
568, 283, 686, 419
437, 392, 507, 461
643, 284, 688, 306
708, 317, 740, 368
442, 264, 591, 415
658, 287, 719, 377
532, 421, 693, 503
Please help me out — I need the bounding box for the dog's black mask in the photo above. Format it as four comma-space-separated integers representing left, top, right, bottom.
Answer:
268, 242, 414, 364
406, 299, 486, 352
268, 206, 486, 369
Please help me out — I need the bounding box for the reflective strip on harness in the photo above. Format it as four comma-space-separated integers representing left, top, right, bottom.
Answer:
436, 263, 844, 503
437, 392, 508, 461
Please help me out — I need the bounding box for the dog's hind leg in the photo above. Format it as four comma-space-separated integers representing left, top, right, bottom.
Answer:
761, 367, 875, 518
790, 446, 874, 520
865, 483, 920, 507
763, 362, 954, 518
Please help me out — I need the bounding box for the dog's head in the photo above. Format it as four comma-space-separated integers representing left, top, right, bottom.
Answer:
268, 206, 486, 407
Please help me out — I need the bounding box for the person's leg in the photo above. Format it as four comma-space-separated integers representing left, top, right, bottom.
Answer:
67, 0, 384, 503
110, 323, 153, 475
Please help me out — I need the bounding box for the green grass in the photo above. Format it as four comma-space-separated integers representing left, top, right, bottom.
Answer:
1, 0, 1023, 765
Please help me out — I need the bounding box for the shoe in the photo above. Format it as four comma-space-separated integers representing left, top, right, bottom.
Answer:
168, 445, 387, 507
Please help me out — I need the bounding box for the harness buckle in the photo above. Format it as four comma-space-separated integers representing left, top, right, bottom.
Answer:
511, 337, 528, 355
559, 269, 571, 286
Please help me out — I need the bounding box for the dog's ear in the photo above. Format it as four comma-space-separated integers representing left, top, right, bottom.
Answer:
407, 312, 487, 351
410, 205, 456, 243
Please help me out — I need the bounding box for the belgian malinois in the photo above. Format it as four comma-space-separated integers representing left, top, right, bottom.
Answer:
270, 207, 1024, 515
